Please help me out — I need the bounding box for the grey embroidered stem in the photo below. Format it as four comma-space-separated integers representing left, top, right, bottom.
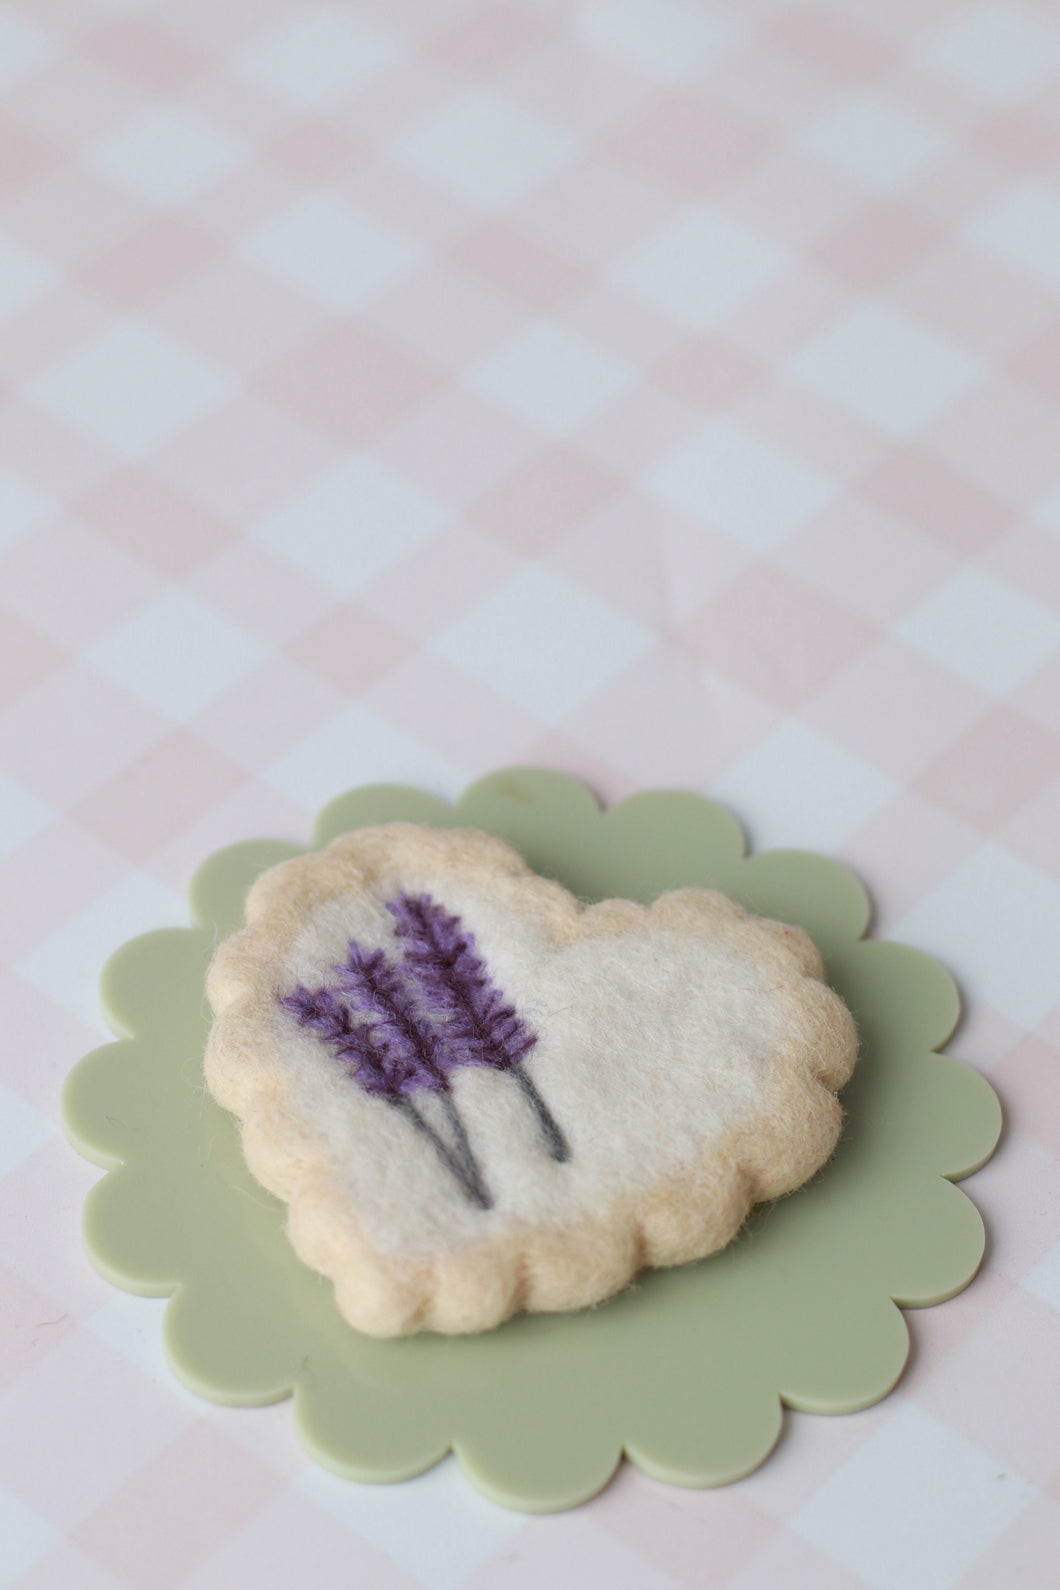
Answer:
512, 1066, 571, 1163
387, 891, 571, 1163
282, 893, 571, 1206
390, 1097, 492, 1211
281, 968, 493, 1211
435, 1088, 483, 1199
334, 943, 493, 1210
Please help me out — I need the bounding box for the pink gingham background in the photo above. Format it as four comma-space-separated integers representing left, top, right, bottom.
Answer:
2, 0, 1059, 1584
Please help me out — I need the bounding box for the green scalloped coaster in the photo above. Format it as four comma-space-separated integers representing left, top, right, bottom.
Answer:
63, 770, 1001, 1512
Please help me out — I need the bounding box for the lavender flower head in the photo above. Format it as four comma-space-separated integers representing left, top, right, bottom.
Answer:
278, 888, 568, 1204
332, 941, 450, 1092
386, 892, 536, 1072
387, 891, 569, 1164
280, 982, 422, 1100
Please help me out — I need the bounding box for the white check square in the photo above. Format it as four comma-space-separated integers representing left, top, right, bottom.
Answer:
790, 305, 983, 438
645, 422, 836, 550
469, 326, 633, 436
431, 564, 654, 724
87, 590, 269, 721
897, 567, 1060, 697
397, 92, 571, 211
88, 107, 246, 208
29, 324, 232, 458
794, 1403, 1035, 1590
615, 210, 787, 330
244, 195, 421, 312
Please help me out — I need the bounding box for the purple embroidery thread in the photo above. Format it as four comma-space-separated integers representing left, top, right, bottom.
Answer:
387, 892, 571, 1164
332, 943, 493, 1209
280, 896, 569, 1208
281, 984, 418, 1098
281, 974, 492, 1210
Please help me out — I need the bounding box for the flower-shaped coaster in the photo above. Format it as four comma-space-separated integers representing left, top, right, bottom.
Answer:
63, 770, 1001, 1512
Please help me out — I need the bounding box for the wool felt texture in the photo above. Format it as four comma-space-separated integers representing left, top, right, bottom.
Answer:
205, 825, 858, 1338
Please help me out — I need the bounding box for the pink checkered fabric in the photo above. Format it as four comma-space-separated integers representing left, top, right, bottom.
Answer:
2, 1, 1059, 1584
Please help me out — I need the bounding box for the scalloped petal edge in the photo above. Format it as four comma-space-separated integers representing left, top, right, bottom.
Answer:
61, 770, 1003, 1511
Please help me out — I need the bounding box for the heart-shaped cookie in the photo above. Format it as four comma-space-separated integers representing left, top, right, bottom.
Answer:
205, 825, 857, 1337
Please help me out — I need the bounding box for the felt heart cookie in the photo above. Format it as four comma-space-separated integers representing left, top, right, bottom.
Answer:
205, 826, 857, 1337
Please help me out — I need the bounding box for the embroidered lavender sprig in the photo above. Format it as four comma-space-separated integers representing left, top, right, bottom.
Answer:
281, 985, 417, 1098
332, 944, 447, 1092
332, 941, 492, 1208
387, 892, 571, 1163
281, 969, 491, 1210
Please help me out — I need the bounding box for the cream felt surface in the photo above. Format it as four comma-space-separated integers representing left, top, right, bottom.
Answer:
205, 825, 857, 1336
